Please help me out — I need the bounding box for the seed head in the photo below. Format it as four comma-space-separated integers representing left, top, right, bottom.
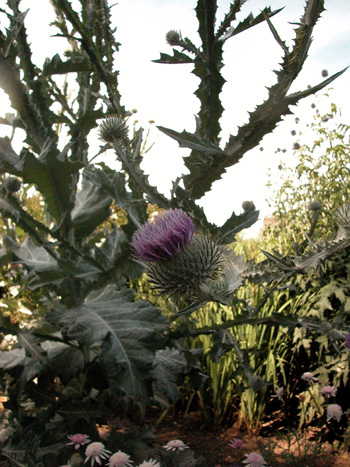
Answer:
98, 116, 129, 144
308, 200, 322, 212
166, 30, 182, 46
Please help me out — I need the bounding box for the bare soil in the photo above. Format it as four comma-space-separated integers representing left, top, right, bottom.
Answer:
150, 409, 350, 467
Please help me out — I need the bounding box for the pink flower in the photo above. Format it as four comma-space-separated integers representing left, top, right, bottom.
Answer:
228, 438, 244, 449
136, 460, 160, 467
272, 387, 284, 400
345, 333, 350, 349
243, 452, 267, 467
320, 385, 337, 398
107, 450, 134, 467
327, 404, 343, 422
67, 433, 91, 450
85, 442, 111, 466
301, 372, 317, 383
131, 209, 195, 262
163, 439, 189, 451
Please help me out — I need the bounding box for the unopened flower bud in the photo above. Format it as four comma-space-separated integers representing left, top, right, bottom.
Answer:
242, 201, 255, 212
308, 200, 322, 212
321, 69, 328, 78
3, 177, 21, 193
98, 116, 129, 144
166, 30, 182, 46
248, 375, 265, 392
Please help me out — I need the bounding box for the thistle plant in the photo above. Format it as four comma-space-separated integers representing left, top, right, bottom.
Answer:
0, 0, 348, 464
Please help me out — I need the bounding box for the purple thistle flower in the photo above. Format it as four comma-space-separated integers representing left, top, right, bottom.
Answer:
345, 333, 350, 350
131, 209, 195, 262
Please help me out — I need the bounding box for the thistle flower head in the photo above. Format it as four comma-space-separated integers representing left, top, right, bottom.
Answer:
243, 452, 267, 467
166, 30, 182, 45
228, 438, 244, 449
131, 209, 246, 303
85, 442, 111, 466
345, 333, 350, 349
248, 375, 265, 392
137, 460, 160, 467
321, 385, 337, 398
66, 433, 91, 449
147, 232, 224, 302
308, 200, 322, 211
163, 439, 189, 451
98, 116, 129, 144
107, 450, 134, 467
131, 209, 195, 262
301, 372, 317, 383
327, 403, 342, 422
272, 387, 284, 400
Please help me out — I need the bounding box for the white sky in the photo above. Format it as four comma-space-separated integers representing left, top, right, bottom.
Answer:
1, 0, 350, 236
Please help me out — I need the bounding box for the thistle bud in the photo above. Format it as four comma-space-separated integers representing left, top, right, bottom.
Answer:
242, 201, 255, 212
98, 116, 129, 145
166, 30, 182, 46
308, 200, 322, 212
3, 177, 21, 193
248, 375, 265, 392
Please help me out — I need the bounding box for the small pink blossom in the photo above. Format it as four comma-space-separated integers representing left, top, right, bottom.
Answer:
163, 439, 189, 451
67, 433, 91, 449
228, 438, 245, 449
301, 372, 317, 383
85, 442, 111, 466
243, 452, 267, 467
272, 387, 284, 400
320, 385, 337, 398
107, 450, 134, 467
136, 460, 160, 467
327, 404, 343, 422
345, 333, 350, 349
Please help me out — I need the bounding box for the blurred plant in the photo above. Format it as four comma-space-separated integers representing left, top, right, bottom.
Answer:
258, 429, 328, 467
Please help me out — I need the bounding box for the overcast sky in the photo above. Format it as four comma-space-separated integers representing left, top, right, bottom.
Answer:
2, 0, 350, 236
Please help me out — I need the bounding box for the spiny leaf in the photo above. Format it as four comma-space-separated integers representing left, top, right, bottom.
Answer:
49, 286, 168, 397
216, 209, 260, 243
151, 347, 187, 402
220, 7, 283, 42
71, 176, 112, 241
0, 137, 82, 221
2, 236, 57, 271
152, 50, 193, 64
43, 52, 92, 75
157, 126, 224, 155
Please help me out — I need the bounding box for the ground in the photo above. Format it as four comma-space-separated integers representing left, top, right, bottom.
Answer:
150, 409, 350, 467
